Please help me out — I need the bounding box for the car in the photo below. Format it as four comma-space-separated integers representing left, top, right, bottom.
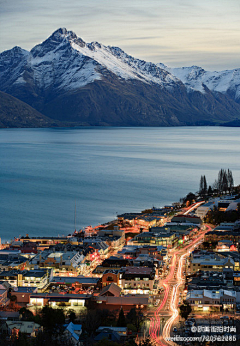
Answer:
220, 316, 229, 320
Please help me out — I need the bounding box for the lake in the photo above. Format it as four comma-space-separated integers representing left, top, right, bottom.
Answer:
1, 126, 240, 242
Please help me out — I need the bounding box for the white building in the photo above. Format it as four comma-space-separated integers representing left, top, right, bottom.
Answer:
186, 289, 236, 312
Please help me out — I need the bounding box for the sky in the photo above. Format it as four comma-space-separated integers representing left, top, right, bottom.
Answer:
0, 0, 239, 71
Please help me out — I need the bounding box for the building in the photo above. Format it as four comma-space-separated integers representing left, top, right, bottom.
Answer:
131, 231, 177, 248
101, 270, 120, 287
195, 201, 215, 219
97, 229, 125, 248
3, 321, 42, 338
0, 268, 52, 290
92, 294, 149, 312
99, 283, 122, 297
50, 276, 100, 290
11, 287, 37, 306
187, 271, 227, 291
119, 266, 155, 294
190, 253, 235, 273
19, 236, 68, 248
30, 250, 84, 274
186, 289, 236, 312
29, 292, 91, 308
0, 282, 9, 307
64, 322, 82, 346
216, 240, 233, 252
93, 257, 131, 274
95, 326, 127, 344
171, 215, 202, 224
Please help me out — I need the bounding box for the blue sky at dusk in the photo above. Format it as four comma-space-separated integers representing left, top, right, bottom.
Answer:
0, 0, 239, 70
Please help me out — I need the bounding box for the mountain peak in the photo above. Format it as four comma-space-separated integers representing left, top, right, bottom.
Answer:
30, 28, 87, 58
51, 28, 77, 40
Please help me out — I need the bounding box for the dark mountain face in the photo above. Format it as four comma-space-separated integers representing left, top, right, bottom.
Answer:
0, 91, 58, 128
1, 28, 240, 128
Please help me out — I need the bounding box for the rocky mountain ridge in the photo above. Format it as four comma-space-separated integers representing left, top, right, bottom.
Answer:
1, 28, 240, 127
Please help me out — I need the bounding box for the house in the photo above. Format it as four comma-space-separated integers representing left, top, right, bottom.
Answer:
0, 311, 19, 321
3, 320, 42, 338
64, 322, 82, 345
98, 283, 122, 297
95, 326, 127, 343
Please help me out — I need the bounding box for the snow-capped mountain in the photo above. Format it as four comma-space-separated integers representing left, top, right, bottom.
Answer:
159, 64, 240, 101
1, 28, 180, 92
1, 28, 240, 127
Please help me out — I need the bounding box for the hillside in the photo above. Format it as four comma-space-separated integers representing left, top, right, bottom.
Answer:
0, 91, 58, 128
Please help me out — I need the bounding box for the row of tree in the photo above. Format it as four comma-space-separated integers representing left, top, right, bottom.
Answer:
199, 169, 234, 196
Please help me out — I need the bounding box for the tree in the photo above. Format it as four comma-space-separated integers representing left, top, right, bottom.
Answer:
179, 300, 192, 321
138, 337, 155, 346
208, 185, 213, 195
203, 175, 207, 195
127, 308, 137, 325
117, 307, 126, 327
216, 168, 234, 194
67, 309, 76, 323
184, 192, 196, 205
95, 339, 120, 346
41, 306, 65, 336
83, 309, 115, 336
19, 307, 34, 321
227, 169, 234, 193
126, 307, 144, 331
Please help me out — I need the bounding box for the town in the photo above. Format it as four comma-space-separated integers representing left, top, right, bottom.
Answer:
0, 170, 240, 346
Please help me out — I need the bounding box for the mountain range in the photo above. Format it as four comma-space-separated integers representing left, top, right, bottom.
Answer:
1, 28, 240, 128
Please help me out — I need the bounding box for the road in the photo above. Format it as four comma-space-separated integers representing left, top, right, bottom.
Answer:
148, 224, 212, 346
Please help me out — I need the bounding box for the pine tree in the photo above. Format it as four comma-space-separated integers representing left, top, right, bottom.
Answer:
199, 175, 204, 195
203, 175, 207, 195
117, 307, 126, 327
227, 169, 234, 193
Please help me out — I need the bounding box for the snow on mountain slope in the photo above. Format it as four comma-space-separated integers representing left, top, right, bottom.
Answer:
71, 39, 179, 89
0, 46, 29, 88
1, 28, 240, 101
2, 28, 180, 92
159, 64, 240, 100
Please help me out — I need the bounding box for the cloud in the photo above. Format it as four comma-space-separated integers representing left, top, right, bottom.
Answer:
0, 0, 240, 70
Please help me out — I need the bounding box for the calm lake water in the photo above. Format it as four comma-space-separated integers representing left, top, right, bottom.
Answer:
1, 126, 240, 242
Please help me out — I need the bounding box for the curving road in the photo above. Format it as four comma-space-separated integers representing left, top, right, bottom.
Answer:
149, 225, 212, 345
